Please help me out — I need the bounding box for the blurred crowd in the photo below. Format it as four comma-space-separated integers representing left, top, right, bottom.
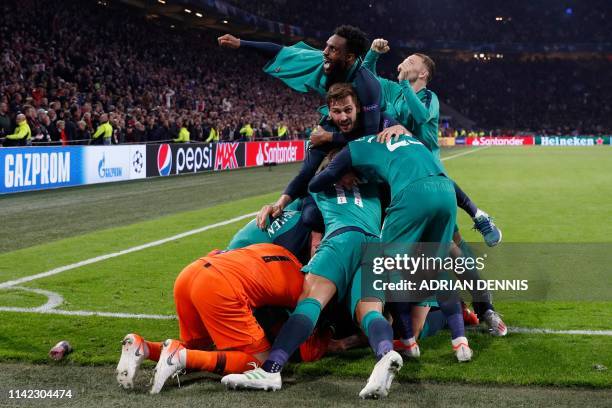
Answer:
368, 50, 612, 135
0, 0, 320, 145
227, 0, 611, 44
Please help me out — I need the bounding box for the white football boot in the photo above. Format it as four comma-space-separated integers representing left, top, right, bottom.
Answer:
359, 350, 403, 399
221, 363, 282, 391
452, 336, 473, 362
116, 333, 147, 389
483, 310, 508, 337
150, 339, 186, 394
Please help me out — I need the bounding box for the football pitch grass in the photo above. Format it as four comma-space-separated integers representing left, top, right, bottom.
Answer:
0, 146, 610, 405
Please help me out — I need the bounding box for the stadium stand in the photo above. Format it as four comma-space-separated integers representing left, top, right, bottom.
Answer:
0, 0, 320, 145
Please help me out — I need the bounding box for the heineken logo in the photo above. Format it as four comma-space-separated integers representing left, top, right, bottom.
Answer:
539, 136, 605, 146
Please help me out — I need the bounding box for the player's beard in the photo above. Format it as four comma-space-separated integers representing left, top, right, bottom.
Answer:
325, 61, 349, 89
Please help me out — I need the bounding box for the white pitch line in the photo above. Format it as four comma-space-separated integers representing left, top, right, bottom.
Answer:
10, 286, 64, 311
441, 146, 491, 161
508, 327, 612, 336
0, 305, 609, 336
0, 306, 175, 320
0, 211, 258, 289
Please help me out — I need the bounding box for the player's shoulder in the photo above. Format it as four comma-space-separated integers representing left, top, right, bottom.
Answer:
422, 88, 439, 106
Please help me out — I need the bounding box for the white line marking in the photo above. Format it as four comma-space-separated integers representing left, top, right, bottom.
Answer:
0, 211, 258, 289
9, 286, 64, 311
508, 327, 612, 336
0, 307, 175, 320
0, 305, 610, 336
441, 146, 491, 161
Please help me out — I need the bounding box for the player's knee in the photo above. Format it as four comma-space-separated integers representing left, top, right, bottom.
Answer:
301, 273, 337, 306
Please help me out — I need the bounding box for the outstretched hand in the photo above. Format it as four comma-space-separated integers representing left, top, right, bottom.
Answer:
218, 34, 240, 49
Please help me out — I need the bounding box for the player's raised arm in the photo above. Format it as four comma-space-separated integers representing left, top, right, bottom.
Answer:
217, 34, 241, 48
362, 38, 390, 75
218, 34, 283, 56
239, 39, 283, 56
308, 146, 352, 193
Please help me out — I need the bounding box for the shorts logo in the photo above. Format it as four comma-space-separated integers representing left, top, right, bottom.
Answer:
362, 104, 379, 112
157, 144, 172, 176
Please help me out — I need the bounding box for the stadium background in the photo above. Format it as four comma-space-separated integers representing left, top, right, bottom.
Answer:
0, 0, 611, 406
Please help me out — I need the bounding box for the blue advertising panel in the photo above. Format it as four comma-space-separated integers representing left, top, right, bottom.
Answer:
0, 146, 85, 194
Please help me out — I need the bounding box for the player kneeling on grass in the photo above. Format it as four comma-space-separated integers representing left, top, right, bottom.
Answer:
117, 242, 316, 393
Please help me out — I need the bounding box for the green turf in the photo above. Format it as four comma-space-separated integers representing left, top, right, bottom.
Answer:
0, 192, 278, 283
0, 288, 47, 308
0, 163, 302, 253
0, 147, 610, 394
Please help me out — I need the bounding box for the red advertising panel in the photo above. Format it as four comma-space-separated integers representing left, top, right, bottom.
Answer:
245, 141, 306, 167
465, 136, 535, 146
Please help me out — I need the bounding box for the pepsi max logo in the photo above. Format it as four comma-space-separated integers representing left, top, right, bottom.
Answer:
157, 144, 172, 176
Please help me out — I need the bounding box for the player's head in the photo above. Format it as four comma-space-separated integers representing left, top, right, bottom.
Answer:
323, 25, 369, 75
326, 83, 360, 133
397, 53, 435, 84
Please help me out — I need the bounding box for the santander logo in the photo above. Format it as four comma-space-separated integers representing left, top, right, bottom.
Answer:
256, 145, 265, 166
157, 144, 172, 176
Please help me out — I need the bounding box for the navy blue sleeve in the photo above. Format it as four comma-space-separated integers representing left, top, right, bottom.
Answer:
331, 132, 348, 145
381, 113, 399, 128
300, 195, 325, 233
284, 147, 327, 198
240, 40, 283, 56
353, 68, 382, 136
308, 146, 352, 193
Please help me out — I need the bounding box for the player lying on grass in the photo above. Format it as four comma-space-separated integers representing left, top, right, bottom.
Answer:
116, 232, 321, 393
306, 83, 473, 362
222, 152, 403, 399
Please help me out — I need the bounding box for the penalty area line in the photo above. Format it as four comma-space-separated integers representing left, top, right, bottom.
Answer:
0, 211, 258, 289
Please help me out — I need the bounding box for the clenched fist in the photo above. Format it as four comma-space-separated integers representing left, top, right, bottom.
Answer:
371, 38, 390, 54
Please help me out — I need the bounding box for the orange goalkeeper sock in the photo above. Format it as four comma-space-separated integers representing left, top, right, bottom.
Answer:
145, 341, 163, 362
185, 350, 260, 374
